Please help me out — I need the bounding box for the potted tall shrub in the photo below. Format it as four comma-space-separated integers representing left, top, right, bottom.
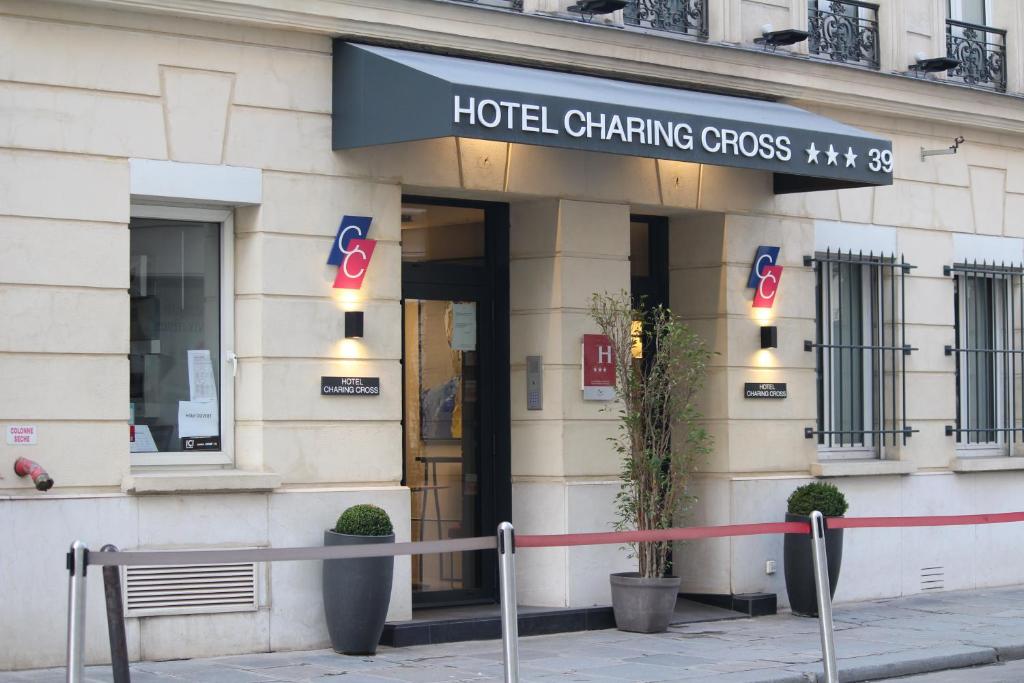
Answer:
590, 292, 712, 633
783, 482, 848, 617
323, 504, 394, 654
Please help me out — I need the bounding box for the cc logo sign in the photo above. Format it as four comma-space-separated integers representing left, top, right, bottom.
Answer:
326, 215, 376, 290
748, 246, 783, 309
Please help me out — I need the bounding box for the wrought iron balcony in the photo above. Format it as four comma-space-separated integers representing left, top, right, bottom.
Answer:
449, 0, 523, 9
946, 19, 1007, 92
807, 1, 880, 69
624, 0, 708, 39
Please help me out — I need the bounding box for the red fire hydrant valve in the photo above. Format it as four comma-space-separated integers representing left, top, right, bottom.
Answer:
13, 457, 53, 491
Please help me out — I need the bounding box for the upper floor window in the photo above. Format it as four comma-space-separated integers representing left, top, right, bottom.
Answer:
945, 262, 1023, 455
129, 206, 235, 466
805, 251, 916, 458
807, 1, 881, 70
624, 0, 708, 39
946, 0, 1006, 92
949, 0, 986, 26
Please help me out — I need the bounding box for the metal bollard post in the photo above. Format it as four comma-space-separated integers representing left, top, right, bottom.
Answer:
66, 541, 89, 683
101, 545, 131, 683
497, 522, 520, 683
810, 511, 838, 683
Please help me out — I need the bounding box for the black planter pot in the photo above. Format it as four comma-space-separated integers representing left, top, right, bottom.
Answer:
783, 512, 843, 617
322, 530, 394, 655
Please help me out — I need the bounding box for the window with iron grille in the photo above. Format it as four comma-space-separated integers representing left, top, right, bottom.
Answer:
624, 0, 708, 39
448, 0, 523, 9
805, 251, 916, 457
945, 262, 1023, 454
945, 0, 1006, 92
807, 1, 881, 70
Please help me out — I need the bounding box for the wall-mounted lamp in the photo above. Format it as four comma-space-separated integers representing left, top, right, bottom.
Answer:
345, 311, 364, 339
760, 325, 778, 349
567, 0, 627, 21
909, 54, 960, 77
754, 25, 809, 51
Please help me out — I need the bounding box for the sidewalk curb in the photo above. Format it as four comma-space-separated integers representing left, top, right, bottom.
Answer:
804, 646, 998, 683
991, 643, 1024, 662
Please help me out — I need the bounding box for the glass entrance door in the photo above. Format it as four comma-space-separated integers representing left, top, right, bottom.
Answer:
404, 298, 482, 596
401, 197, 510, 607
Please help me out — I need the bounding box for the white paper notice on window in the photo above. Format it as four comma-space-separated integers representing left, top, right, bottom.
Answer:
130, 425, 159, 453
178, 400, 218, 437
451, 302, 477, 351
187, 350, 217, 402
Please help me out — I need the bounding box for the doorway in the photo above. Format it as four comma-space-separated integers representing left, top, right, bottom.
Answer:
401, 196, 511, 608
630, 215, 669, 312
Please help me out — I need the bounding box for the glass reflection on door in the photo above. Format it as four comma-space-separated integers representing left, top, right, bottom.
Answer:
404, 299, 480, 594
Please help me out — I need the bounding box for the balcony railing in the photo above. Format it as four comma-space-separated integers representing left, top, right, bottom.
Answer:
807, 1, 880, 69
624, 0, 708, 39
449, 0, 522, 9
946, 19, 1007, 92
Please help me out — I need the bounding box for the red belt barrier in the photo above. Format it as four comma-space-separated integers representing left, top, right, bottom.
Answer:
516, 522, 811, 548
827, 511, 1024, 529
516, 512, 1024, 548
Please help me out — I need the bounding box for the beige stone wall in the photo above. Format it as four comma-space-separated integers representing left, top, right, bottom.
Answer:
508, 199, 635, 606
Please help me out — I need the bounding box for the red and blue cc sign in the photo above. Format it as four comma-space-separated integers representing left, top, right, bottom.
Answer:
327, 216, 376, 289
748, 246, 783, 308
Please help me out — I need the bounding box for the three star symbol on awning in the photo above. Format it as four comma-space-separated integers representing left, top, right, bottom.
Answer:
806, 142, 858, 168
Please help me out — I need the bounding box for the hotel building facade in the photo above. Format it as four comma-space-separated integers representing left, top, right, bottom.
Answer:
2, 0, 1024, 669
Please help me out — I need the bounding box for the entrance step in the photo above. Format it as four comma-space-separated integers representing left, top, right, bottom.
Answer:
380, 597, 747, 647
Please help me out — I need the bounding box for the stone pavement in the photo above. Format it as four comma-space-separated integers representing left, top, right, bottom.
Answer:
4, 586, 1024, 683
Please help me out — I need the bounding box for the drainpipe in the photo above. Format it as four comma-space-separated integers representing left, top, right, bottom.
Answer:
13, 457, 54, 491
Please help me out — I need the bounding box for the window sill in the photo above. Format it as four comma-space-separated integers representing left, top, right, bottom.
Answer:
951, 457, 1024, 473
811, 459, 917, 477
123, 470, 282, 495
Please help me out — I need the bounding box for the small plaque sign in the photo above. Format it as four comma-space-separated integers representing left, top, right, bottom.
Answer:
582, 334, 616, 401
322, 376, 380, 396
6, 425, 37, 445
181, 436, 220, 451
744, 382, 788, 399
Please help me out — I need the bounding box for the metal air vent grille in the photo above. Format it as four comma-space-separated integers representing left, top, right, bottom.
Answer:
124, 562, 258, 617
920, 566, 945, 592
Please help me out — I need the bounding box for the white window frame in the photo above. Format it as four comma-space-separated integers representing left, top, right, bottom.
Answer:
129, 204, 235, 467
818, 261, 879, 460
955, 271, 1009, 457
809, 0, 872, 21
948, 0, 991, 25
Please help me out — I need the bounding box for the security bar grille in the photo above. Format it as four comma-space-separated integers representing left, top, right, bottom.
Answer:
123, 562, 258, 617
804, 250, 917, 450
944, 262, 1024, 446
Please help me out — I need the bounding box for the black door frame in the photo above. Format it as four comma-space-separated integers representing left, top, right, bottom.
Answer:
401, 195, 511, 608
630, 214, 670, 312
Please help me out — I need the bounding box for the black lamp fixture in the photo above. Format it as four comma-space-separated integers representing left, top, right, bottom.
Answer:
754, 24, 809, 51
760, 325, 778, 350
909, 53, 960, 77
567, 0, 627, 20
345, 311, 364, 339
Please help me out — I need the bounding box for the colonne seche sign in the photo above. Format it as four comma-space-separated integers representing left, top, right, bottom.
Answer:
333, 43, 894, 194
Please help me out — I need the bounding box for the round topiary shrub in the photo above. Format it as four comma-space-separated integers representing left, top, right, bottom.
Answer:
787, 482, 849, 517
334, 504, 393, 536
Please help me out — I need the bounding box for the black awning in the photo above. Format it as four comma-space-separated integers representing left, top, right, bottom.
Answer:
332, 42, 893, 194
